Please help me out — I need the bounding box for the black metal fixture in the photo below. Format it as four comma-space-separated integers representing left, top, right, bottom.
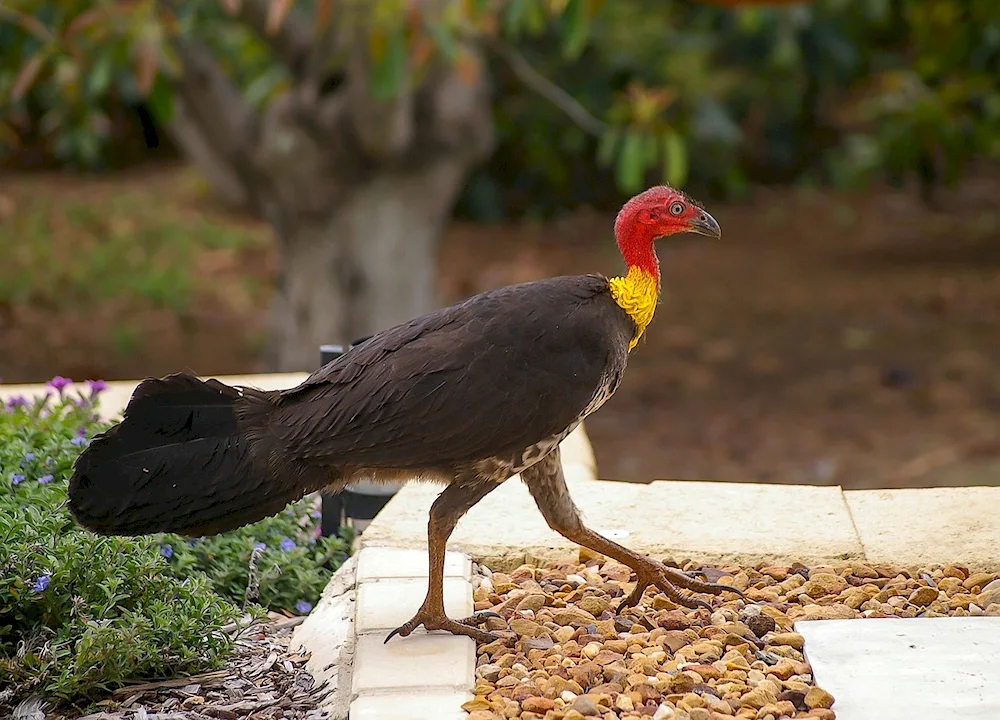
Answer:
317, 335, 401, 537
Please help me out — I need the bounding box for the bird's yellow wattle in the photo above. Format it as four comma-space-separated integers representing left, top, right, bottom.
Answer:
608, 266, 660, 350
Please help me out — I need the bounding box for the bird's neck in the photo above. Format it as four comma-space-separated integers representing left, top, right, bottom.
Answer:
608, 231, 661, 350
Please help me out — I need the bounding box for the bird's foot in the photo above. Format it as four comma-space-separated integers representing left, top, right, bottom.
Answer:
384, 609, 506, 644
618, 558, 744, 612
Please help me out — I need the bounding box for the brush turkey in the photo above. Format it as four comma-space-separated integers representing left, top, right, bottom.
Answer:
68, 185, 736, 642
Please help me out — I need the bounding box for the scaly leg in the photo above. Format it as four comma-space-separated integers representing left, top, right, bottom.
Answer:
521, 449, 742, 611
385, 474, 506, 644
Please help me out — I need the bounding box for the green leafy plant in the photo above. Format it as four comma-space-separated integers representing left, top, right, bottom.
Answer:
0, 382, 236, 704
0, 380, 352, 709
5, 0, 1000, 212
160, 503, 353, 616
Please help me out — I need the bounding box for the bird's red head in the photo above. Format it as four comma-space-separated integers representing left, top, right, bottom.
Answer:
614, 185, 721, 279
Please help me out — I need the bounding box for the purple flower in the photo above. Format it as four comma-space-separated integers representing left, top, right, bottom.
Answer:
32, 575, 50, 593
76, 426, 87, 437
71, 437, 87, 447
187, 539, 198, 547
86, 379, 107, 396
310, 509, 322, 519
279, 537, 296, 552
295, 600, 313, 614
38, 474, 53, 484
22, 453, 35, 464
48, 376, 73, 394
160, 544, 173, 559
11, 473, 24, 485
5, 395, 27, 409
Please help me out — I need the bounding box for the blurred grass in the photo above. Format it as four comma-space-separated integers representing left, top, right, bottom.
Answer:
0, 168, 268, 314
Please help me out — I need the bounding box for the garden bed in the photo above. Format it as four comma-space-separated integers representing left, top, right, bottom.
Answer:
467, 555, 1000, 720
59, 613, 332, 720
0, 383, 351, 717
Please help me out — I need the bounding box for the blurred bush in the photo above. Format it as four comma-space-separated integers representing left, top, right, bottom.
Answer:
2, 0, 999, 215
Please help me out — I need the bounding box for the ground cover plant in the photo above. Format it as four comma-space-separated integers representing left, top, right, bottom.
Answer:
0, 380, 351, 711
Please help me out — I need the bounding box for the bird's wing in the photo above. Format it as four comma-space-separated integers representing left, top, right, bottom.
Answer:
269, 275, 629, 469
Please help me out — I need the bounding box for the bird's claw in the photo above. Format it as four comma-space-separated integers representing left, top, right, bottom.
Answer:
617, 561, 744, 612
384, 608, 505, 644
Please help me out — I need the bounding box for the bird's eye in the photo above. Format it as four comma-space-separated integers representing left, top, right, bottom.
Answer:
669, 201, 685, 216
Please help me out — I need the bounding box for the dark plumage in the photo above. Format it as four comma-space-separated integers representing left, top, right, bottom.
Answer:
68, 186, 736, 643
69, 276, 628, 536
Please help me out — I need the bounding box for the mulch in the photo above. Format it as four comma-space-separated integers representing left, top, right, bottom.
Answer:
17, 615, 333, 720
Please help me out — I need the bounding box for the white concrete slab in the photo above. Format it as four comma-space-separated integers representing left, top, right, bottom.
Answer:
797, 617, 1000, 720
845, 487, 1000, 569
355, 577, 472, 635
349, 690, 473, 720
362, 478, 863, 570
351, 633, 475, 696
356, 547, 471, 583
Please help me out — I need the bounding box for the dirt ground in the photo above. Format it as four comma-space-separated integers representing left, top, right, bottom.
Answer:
2, 166, 999, 490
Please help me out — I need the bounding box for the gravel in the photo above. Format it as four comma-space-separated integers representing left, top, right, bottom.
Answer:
466, 555, 1000, 720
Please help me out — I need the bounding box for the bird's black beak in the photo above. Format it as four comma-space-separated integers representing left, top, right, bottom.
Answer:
687, 210, 722, 239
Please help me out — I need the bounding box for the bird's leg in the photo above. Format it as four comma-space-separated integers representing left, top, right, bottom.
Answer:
385, 475, 506, 644
521, 450, 743, 612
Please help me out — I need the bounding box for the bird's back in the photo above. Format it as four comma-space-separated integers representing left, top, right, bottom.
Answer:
260, 274, 637, 471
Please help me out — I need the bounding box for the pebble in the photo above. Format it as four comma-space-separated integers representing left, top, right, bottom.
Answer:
652, 703, 675, 719
569, 694, 602, 716
516, 593, 547, 612
978, 578, 1000, 607
746, 614, 776, 638
521, 697, 555, 713
805, 686, 836, 709
801, 573, 847, 598
468, 559, 997, 720
767, 632, 805, 650
553, 607, 598, 626
963, 572, 994, 590
909, 586, 939, 607
579, 595, 611, 616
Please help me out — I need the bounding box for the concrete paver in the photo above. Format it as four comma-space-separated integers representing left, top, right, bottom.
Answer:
356, 547, 470, 582
362, 478, 864, 570
845, 487, 1000, 569
355, 577, 472, 635
351, 633, 476, 696
349, 691, 473, 720
798, 617, 1000, 720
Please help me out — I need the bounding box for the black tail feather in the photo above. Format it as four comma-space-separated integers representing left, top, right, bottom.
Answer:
68, 373, 309, 537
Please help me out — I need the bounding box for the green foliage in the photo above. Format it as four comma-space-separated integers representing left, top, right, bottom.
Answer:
0, 387, 236, 704
0, 385, 352, 708
2, 0, 999, 211
160, 505, 353, 616
0, 0, 284, 168
475, 0, 1000, 212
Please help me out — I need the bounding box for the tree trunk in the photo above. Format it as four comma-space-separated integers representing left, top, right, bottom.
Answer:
263, 157, 469, 371
160, 19, 493, 373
